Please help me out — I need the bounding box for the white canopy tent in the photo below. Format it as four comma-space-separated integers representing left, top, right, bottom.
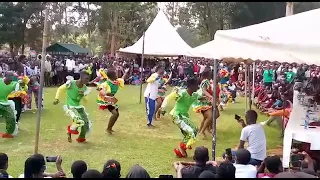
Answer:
118, 10, 194, 57
211, 8, 320, 65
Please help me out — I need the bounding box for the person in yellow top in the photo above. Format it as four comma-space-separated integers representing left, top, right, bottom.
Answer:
53, 68, 92, 143
96, 68, 129, 134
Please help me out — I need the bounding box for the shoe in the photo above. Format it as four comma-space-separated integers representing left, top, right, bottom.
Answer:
1, 133, 14, 138
260, 121, 267, 126
180, 142, 187, 151
76, 138, 86, 143
147, 123, 155, 128
174, 148, 186, 158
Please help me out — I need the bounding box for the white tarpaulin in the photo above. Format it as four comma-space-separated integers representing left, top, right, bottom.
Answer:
197, 8, 320, 64
118, 11, 194, 57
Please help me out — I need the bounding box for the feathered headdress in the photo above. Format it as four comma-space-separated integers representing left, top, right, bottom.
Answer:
84, 66, 92, 75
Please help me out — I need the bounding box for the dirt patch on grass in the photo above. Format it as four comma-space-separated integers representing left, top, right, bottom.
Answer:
267, 146, 283, 156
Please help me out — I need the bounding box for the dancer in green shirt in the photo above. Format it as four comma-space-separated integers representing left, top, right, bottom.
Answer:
160, 78, 202, 158
0, 72, 28, 138
54, 68, 92, 143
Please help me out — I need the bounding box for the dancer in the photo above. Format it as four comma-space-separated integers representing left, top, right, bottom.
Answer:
144, 65, 164, 127
8, 74, 29, 122
96, 68, 129, 134
193, 71, 214, 139
160, 78, 201, 158
155, 72, 172, 120
0, 72, 28, 138
53, 68, 92, 143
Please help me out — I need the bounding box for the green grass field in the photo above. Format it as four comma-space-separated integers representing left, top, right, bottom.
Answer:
0, 85, 282, 178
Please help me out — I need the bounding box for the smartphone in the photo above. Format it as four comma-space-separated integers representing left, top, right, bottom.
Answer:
235, 114, 241, 121
46, 156, 57, 162
291, 154, 304, 162
159, 175, 173, 178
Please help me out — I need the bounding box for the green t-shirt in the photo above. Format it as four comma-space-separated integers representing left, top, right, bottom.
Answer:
263, 70, 274, 83
173, 89, 199, 116
0, 78, 17, 103
285, 71, 295, 83
66, 80, 88, 106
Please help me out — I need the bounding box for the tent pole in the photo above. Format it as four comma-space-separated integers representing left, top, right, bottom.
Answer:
244, 63, 248, 112
248, 64, 252, 110
212, 58, 217, 161
139, 32, 145, 104
34, 7, 49, 154
252, 62, 256, 103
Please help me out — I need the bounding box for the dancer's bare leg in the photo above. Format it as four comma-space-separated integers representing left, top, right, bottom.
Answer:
199, 109, 213, 139
155, 98, 162, 120
106, 109, 119, 135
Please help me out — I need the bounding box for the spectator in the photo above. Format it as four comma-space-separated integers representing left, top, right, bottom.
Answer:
81, 170, 102, 178
257, 155, 283, 178
71, 160, 87, 178
274, 171, 318, 178
216, 162, 236, 178
126, 165, 150, 178
101, 159, 121, 178
20, 154, 65, 178
233, 149, 257, 178
198, 170, 216, 178
237, 110, 266, 166
0, 169, 9, 178
0, 153, 11, 178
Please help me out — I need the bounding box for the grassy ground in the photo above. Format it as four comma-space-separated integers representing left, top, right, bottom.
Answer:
0, 85, 282, 178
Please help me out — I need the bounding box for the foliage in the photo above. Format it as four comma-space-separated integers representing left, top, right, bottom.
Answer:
1, 2, 320, 55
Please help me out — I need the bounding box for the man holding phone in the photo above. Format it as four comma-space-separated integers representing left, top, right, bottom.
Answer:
235, 110, 266, 166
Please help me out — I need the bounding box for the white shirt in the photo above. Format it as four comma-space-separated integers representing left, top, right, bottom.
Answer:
78, 63, 85, 71
233, 164, 257, 178
292, 67, 297, 73
144, 73, 161, 100
74, 65, 80, 73
240, 124, 266, 161
65, 59, 75, 71
199, 65, 206, 74
18, 174, 52, 178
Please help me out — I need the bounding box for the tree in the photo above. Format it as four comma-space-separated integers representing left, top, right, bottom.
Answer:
97, 2, 157, 55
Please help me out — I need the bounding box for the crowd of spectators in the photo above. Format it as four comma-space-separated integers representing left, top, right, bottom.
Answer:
1, 53, 320, 178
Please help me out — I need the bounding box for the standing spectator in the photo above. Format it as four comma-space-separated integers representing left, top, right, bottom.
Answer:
73, 62, 80, 80
263, 65, 274, 89
65, 58, 75, 77
237, 110, 266, 166
44, 56, 52, 87
233, 149, 257, 178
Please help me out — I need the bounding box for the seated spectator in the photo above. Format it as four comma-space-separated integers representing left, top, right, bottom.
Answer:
0, 169, 9, 178
0, 153, 12, 178
19, 154, 65, 178
71, 160, 87, 178
257, 155, 283, 178
274, 171, 318, 178
101, 159, 121, 178
177, 146, 217, 175
126, 165, 150, 178
217, 162, 236, 178
237, 110, 266, 166
198, 170, 216, 178
233, 149, 257, 178
81, 170, 102, 178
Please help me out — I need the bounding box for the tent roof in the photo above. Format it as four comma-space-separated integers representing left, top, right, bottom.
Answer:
46, 43, 90, 54
118, 11, 193, 57
212, 8, 320, 65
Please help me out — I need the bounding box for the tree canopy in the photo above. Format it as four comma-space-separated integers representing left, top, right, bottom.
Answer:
0, 2, 319, 56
